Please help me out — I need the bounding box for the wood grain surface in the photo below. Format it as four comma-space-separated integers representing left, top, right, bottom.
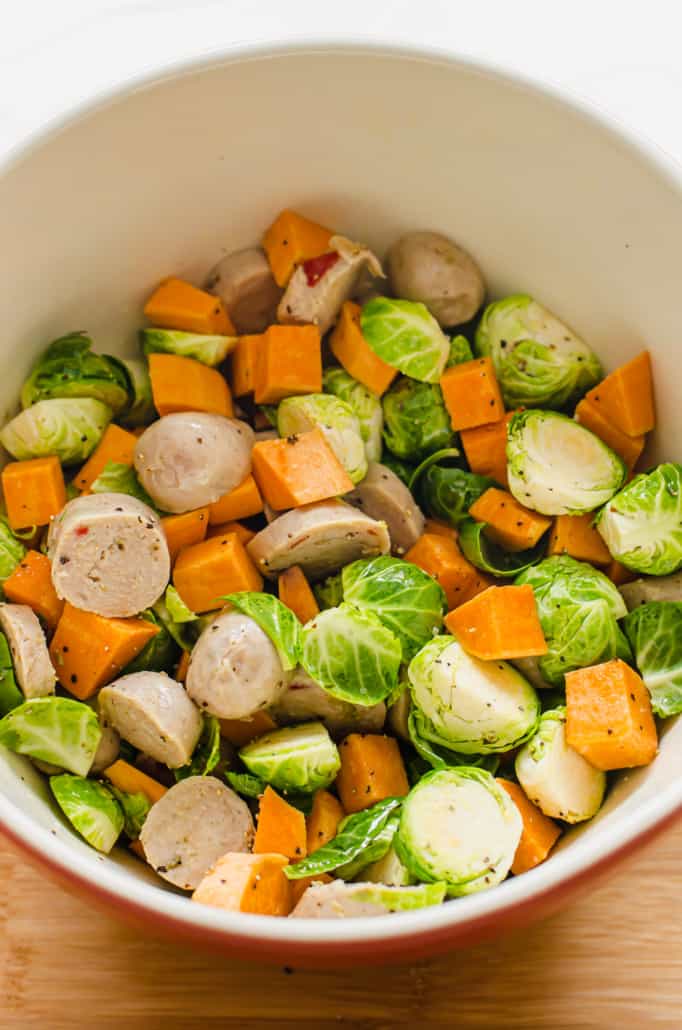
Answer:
0, 821, 680, 1030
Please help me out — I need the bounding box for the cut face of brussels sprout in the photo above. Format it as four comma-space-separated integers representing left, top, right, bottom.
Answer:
596, 463, 682, 576
407, 636, 540, 754
90, 461, 158, 510
300, 603, 402, 705
20, 332, 130, 414
382, 378, 454, 463
361, 297, 450, 384
458, 518, 547, 578
395, 767, 522, 895
0, 519, 26, 584
277, 393, 367, 485
0, 398, 112, 464
239, 721, 340, 793
140, 328, 237, 366
475, 295, 601, 409
50, 774, 124, 853
113, 358, 155, 428
0, 697, 101, 776
516, 555, 630, 686
224, 592, 302, 671
323, 367, 383, 463
342, 556, 445, 661
285, 796, 403, 878
622, 602, 682, 717
291, 880, 446, 917
507, 410, 626, 516
515, 707, 606, 822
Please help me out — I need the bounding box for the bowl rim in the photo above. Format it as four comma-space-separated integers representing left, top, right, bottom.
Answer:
1, 36, 681, 950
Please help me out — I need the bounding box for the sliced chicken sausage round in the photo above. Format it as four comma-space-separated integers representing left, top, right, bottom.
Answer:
48, 493, 170, 618
247, 500, 390, 581
205, 246, 283, 334
186, 610, 291, 720
134, 412, 254, 514
140, 776, 254, 890
98, 671, 202, 768
0, 603, 56, 698
346, 462, 425, 555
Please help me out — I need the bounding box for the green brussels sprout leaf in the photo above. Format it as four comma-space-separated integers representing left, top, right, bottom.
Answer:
21, 332, 130, 414
225, 771, 312, 814
174, 716, 221, 781
335, 815, 400, 880
446, 334, 474, 367
0, 697, 101, 775
323, 367, 383, 463
312, 573, 344, 611
50, 774, 124, 852
459, 518, 547, 577
415, 460, 496, 527
239, 722, 340, 794
122, 610, 180, 676
140, 328, 237, 367
361, 297, 450, 383
224, 592, 302, 671
596, 463, 682, 576
407, 707, 500, 774
382, 377, 454, 463
90, 461, 158, 511
110, 357, 155, 428
284, 797, 403, 879
379, 452, 417, 487
0, 518, 26, 585
108, 785, 151, 839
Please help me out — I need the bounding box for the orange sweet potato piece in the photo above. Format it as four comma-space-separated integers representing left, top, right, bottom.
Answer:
3, 550, 64, 629
306, 789, 344, 852
329, 301, 397, 396
161, 507, 209, 562
336, 734, 409, 814
206, 520, 256, 545
574, 398, 644, 470
208, 475, 263, 524
175, 650, 190, 683
253, 324, 322, 405
218, 710, 277, 747
253, 786, 307, 861
149, 353, 233, 418
565, 658, 658, 771
445, 584, 547, 660
440, 357, 505, 431
73, 424, 139, 493
278, 565, 319, 625
423, 518, 457, 541
605, 559, 636, 587
192, 852, 292, 916
469, 487, 552, 552
548, 514, 611, 566
173, 532, 263, 613
251, 428, 353, 510
144, 276, 235, 335
2, 457, 66, 530
582, 351, 655, 437
230, 334, 264, 397
103, 758, 167, 805
460, 412, 514, 487
263, 209, 334, 287
405, 533, 492, 610
497, 779, 561, 875
49, 603, 159, 699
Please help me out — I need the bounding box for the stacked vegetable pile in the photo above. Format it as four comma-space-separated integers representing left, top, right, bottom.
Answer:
0, 208, 674, 920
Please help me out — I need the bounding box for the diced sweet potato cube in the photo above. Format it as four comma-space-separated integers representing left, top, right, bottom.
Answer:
460, 413, 514, 487
574, 398, 644, 470
497, 779, 561, 875
3, 550, 64, 629
336, 734, 409, 814
206, 520, 256, 545
604, 559, 636, 587
173, 532, 263, 613
548, 514, 611, 566
161, 508, 209, 562
73, 424, 139, 493
144, 276, 235, 335
230, 334, 264, 397
405, 533, 491, 610
565, 659, 657, 771
2, 457, 66, 530
192, 852, 292, 916
103, 758, 167, 805
423, 518, 457, 541
208, 475, 263, 524
306, 789, 344, 853
253, 787, 307, 861
582, 351, 654, 437
149, 353, 233, 417
444, 584, 547, 660
253, 324, 322, 405
263, 209, 334, 287
329, 301, 397, 396
278, 565, 320, 625
440, 357, 505, 431
175, 650, 190, 683
218, 710, 277, 747
469, 487, 552, 552
251, 428, 353, 510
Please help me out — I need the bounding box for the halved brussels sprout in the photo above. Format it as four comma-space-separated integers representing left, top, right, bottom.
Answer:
277, 393, 367, 484
407, 635, 540, 755
20, 332, 130, 414
300, 603, 402, 705
0, 398, 112, 464
323, 367, 383, 463
0, 697, 101, 775
90, 461, 158, 510
507, 410, 626, 515
622, 602, 682, 717
341, 556, 446, 661
516, 555, 630, 687
50, 774, 124, 853
515, 707, 606, 822
0, 519, 26, 584
475, 295, 601, 408
224, 592, 302, 671
395, 767, 522, 895
458, 518, 546, 578
140, 329, 237, 366
413, 453, 494, 526
239, 721, 340, 793
361, 297, 450, 383
382, 378, 453, 463
113, 358, 155, 428
407, 706, 500, 774
596, 463, 682, 575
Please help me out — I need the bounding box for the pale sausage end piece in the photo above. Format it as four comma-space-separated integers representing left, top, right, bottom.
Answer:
619, 572, 682, 610
205, 247, 282, 334
187, 610, 291, 720
98, 671, 202, 768
247, 500, 390, 581
134, 413, 254, 515
345, 462, 424, 556
140, 776, 254, 890
387, 230, 485, 327
291, 881, 399, 919
0, 603, 55, 698
271, 669, 385, 738
48, 493, 170, 618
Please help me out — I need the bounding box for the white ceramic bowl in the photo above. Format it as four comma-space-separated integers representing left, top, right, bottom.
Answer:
0, 41, 681, 966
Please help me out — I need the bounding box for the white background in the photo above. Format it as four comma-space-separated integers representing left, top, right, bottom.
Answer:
1, 0, 682, 166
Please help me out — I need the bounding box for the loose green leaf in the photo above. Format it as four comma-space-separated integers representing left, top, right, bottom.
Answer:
0, 697, 101, 776
335, 815, 400, 880
21, 332, 130, 414
108, 786, 151, 839
224, 592, 302, 671
50, 774, 124, 852
361, 297, 450, 383
140, 328, 237, 367
174, 716, 221, 781
284, 797, 403, 879
622, 602, 682, 716
91, 461, 158, 510
459, 518, 547, 577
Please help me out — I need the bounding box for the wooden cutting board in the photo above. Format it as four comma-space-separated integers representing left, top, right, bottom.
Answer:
0, 821, 680, 1029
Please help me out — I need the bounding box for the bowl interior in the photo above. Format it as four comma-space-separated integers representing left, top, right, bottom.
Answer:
0, 44, 681, 949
